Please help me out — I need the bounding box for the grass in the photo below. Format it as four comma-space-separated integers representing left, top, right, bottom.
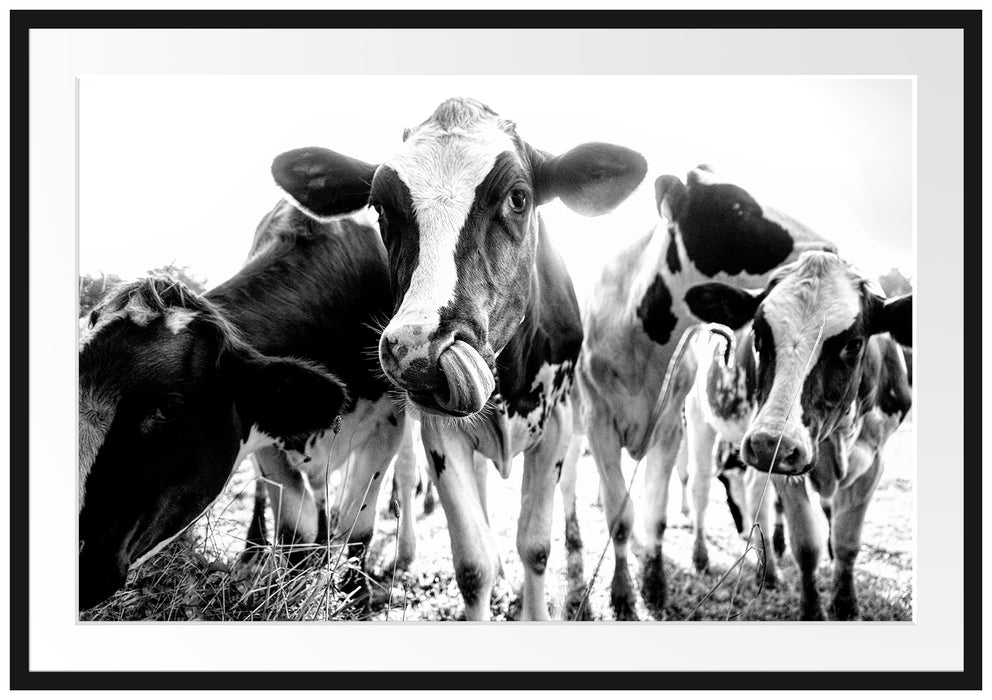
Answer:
82, 422, 914, 622
80, 530, 388, 622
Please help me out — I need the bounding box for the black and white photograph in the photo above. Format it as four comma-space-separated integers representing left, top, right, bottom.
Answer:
77, 74, 915, 623
10, 9, 978, 688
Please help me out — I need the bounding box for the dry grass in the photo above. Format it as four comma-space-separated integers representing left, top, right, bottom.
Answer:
82, 419, 914, 622
80, 529, 392, 622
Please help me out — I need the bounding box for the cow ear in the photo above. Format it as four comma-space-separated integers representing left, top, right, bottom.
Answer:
655, 175, 687, 222
533, 142, 647, 216
684, 283, 763, 330
272, 147, 377, 220
872, 294, 912, 346
223, 352, 348, 442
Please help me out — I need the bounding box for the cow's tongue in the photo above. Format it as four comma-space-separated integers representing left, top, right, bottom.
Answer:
434, 340, 494, 416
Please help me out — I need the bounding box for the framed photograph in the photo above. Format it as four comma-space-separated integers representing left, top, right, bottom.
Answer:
10, 7, 980, 691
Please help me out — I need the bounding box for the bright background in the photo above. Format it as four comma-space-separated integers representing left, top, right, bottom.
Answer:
79, 75, 913, 303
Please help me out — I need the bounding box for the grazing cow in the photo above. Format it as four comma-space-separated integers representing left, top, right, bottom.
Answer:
578, 165, 835, 618
685, 250, 912, 619
272, 97, 647, 619
79, 201, 414, 610
677, 323, 783, 585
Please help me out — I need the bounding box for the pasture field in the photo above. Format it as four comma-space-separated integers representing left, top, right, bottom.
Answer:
83, 416, 913, 622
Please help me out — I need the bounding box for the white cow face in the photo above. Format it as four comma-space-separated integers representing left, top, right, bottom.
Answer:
273, 98, 647, 418
685, 251, 912, 475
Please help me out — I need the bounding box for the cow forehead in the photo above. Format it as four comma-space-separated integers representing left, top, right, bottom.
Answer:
763, 255, 863, 344
386, 120, 518, 212
81, 295, 200, 349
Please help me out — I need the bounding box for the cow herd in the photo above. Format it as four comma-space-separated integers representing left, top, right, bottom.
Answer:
78, 97, 913, 621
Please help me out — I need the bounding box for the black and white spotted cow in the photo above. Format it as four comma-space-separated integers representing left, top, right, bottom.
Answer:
78, 201, 416, 610
685, 250, 912, 619
676, 323, 784, 586
272, 97, 647, 620
578, 165, 835, 618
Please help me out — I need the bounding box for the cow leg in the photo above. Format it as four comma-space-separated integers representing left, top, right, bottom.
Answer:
676, 437, 690, 518
389, 416, 419, 571
683, 393, 715, 573
327, 427, 400, 603
718, 467, 747, 536
473, 453, 490, 525
744, 467, 780, 588
828, 456, 884, 620
517, 402, 570, 621
641, 417, 683, 616
256, 445, 319, 566
559, 433, 583, 559
558, 431, 589, 620
821, 499, 835, 560
774, 475, 824, 620
422, 469, 438, 515
585, 409, 637, 620
421, 421, 500, 621
773, 495, 787, 558
241, 454, 269, 561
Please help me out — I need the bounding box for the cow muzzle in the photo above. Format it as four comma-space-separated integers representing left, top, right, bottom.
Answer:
380, 326, 495, 417
741, 423, 812, 475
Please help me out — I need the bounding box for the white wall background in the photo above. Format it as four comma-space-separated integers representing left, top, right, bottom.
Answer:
79, 75, 913, 304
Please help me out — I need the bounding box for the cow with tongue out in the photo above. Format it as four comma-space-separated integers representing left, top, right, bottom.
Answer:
273, 97, 647, 619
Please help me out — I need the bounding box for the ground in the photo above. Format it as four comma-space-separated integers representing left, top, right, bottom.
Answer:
83, 415, 913, 622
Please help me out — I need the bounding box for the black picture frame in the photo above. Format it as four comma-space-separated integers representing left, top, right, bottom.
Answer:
9, 8, 981, 691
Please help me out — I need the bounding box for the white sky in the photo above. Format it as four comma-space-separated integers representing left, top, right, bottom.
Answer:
79, 75, 913, 304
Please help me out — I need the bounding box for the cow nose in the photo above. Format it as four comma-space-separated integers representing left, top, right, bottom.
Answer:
379, 323, 494, 416
379, 323, 440, 387
741, 427, 809, 474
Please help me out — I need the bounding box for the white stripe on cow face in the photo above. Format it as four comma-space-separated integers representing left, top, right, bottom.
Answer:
78, 387, 118, 513
754, 254, 862, 441
382, 116, 516, 353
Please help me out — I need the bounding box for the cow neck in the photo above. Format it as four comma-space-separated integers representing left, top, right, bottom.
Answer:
204, 237, 333, 354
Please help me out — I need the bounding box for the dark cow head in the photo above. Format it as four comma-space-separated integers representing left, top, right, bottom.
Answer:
273, 97, 647, 418
685, 251, 912, 475
78, 277, 346, 610
656, 165, 835, 278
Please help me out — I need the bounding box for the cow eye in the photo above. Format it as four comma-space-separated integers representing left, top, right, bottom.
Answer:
506, 188, 529, 214
152, 394, 185, 424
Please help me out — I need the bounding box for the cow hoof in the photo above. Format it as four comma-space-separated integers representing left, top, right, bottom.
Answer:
233, 546, 268, 586
800, 603, 826, 621
692, 544, 709, 573
338, 568, 372, 612
756, 566, 779, 590
563, 586, 594, 621
640, 552, 666, 616
829, 595, 859, 621
610, 591, 639, 621
611, 566, 640, 621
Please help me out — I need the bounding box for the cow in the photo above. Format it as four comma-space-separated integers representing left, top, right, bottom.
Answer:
272, 97, 647, 620
677, 323, 784, 586
78, 201, 416, 611
684, 250, 912, 619
578, 165, 835, 618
